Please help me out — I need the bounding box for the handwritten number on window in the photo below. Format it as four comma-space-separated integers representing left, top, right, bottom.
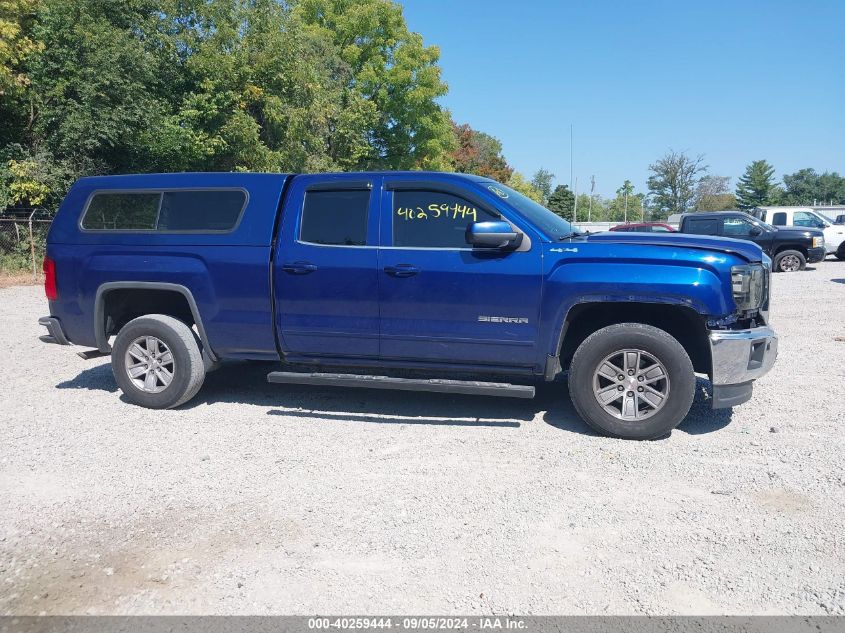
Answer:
395, 203, 477, 223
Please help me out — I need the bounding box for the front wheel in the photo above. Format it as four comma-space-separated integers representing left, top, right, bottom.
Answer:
773, 249, 806, 272
111, 314, 206, 409
568, 323, 695, 440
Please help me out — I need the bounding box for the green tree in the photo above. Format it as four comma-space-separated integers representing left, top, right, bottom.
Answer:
506, 171, 543, 202
782, 168, 845, 205
695, 175, 736, 211
530, 168, 554, 202
817, 172, 845, 205
582, 194, 607, 221
735, 160, 778, 209
782, 168, 818, 205
547, 184, 575, 221
647, 150, 706, 215
450, 122, 512, 181
0, 0, 42, 147
293, 0, 455, 170
160, 0, 376, 172
0, 0, 41, 95
573, 193, 596, 221
606, 181, 643, 222
28, 0, 176, 175
1, 0, 462, 215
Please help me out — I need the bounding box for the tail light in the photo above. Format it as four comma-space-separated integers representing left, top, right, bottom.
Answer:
43, 257, 58, 301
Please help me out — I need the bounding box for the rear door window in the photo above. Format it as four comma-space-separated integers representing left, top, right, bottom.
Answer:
685, 218, 720, 235
299, 189, 370, 246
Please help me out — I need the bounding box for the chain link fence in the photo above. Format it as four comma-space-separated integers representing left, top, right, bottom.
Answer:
0, 209, 54, 280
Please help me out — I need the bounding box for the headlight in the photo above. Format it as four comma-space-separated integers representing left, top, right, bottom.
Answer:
731, 264, 766, 311
812, 236, 824, 248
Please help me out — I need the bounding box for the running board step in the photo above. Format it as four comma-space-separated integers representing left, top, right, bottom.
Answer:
267, 371, 535, 399
77, 348, 110, 360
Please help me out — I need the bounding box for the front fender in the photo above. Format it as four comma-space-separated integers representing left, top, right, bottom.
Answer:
539, 245, 740, 359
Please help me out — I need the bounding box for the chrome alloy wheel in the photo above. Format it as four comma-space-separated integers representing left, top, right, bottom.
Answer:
779, 254, 801, 272
124, 336, 175, 393
592, 349, 671, 421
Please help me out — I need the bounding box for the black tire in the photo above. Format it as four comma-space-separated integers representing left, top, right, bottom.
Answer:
773, 249, 806, 272
836, 243, 845, 261
568, 323, 696, 440
111, 314, 205, 409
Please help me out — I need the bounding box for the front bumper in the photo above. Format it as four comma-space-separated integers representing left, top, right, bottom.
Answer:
38, 316, 70, 345
709, 325, 778, 408
807, 246, 826, 263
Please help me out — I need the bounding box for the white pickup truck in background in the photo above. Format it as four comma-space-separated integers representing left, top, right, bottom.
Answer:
753, 206, 845, 260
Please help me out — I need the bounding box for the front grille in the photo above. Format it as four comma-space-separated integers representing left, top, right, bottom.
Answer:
760, 264, 771, 312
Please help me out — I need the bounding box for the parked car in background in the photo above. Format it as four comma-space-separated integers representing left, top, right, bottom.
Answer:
609, 222, 676, 233
678, 211, 825, 272
752, 206, 845, 260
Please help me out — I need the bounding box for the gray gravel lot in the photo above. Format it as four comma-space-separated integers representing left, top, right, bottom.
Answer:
1, 261, 844, 615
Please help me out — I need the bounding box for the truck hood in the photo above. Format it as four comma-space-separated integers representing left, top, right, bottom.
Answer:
582, 231, 763, 262
773, 226, 824, 238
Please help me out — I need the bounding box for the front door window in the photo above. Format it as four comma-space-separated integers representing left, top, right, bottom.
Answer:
392, 190, 499, 249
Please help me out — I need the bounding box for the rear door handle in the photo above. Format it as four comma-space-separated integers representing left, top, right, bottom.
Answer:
282, 261, 318, 274
384, 264, 420, 278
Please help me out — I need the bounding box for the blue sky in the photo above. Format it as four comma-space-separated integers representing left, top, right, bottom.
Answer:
401, 0, 845, 198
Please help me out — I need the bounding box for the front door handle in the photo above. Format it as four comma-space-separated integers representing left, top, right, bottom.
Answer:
384, 264, 420, 278
282, 261, 318, 274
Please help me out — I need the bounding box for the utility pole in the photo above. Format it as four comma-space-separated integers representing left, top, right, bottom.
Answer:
573, 177, 578, 224
589, 175, 595, 222
624, 190, 628, 223
569, 124, 574, 192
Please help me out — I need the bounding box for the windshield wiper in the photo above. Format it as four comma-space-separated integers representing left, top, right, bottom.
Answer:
557, 231, 587, 240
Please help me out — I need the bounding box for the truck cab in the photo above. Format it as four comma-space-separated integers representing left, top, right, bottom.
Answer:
752, 206, 845, 260
678, 210, 826, 272
39, 172, 779, 440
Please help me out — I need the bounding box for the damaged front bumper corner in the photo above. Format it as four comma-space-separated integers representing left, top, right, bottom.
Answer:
708, 325, 778, 408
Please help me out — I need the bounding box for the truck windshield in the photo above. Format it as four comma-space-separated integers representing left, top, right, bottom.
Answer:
753, 217, 776, 231
479, 181, 578, 240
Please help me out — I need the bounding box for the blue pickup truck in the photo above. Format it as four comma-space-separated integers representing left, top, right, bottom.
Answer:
39, 172, 778, 439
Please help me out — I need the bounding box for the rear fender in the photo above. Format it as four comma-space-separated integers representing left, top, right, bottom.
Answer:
94, 281, 217, 361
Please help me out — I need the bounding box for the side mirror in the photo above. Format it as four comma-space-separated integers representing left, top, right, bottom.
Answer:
466, 221, 522, 249
749, 226, 762, 236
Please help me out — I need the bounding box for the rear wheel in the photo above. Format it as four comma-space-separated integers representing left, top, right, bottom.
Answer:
111, 314, 205, 409
773, 249, 806, 272
568, 323, 695, 440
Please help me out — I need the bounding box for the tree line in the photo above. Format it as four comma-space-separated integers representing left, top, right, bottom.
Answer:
0, 0, 545, 212
1, 1, 841, 221
522, 153, 845, 224
643, 152, 845, 218
447, 130, 845, 223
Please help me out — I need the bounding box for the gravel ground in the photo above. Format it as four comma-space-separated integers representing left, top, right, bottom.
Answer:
1, 261, 844, 616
